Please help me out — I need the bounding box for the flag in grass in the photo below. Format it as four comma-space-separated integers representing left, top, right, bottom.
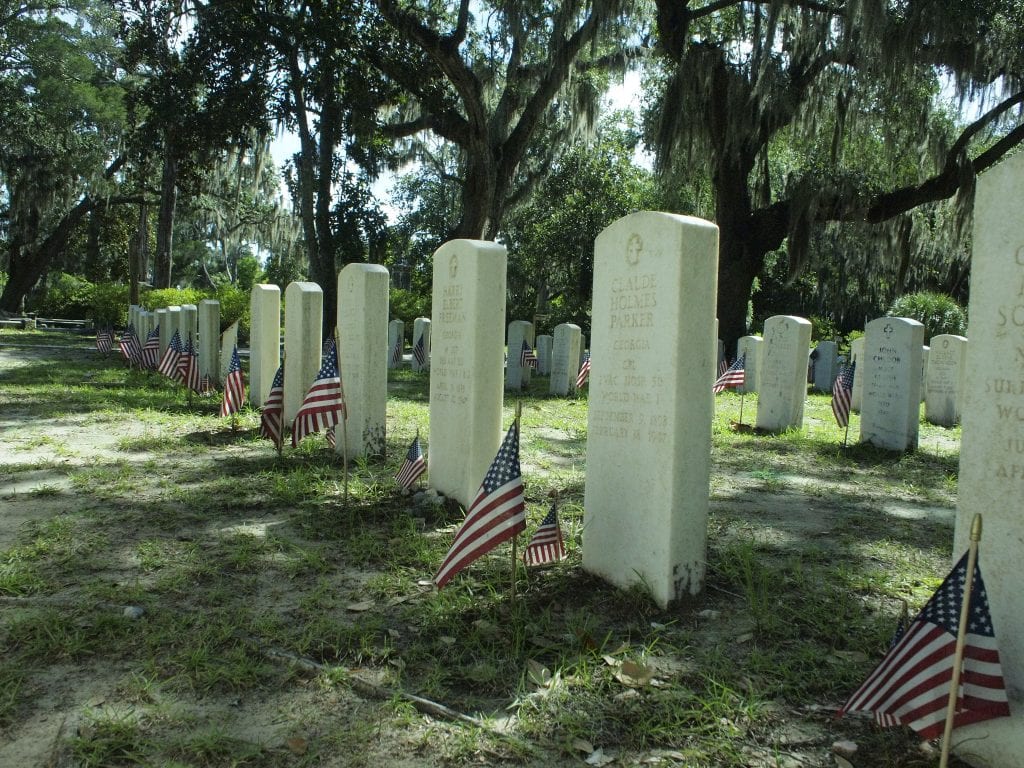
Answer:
220, 346, 245, 417
831, 361, 856, 427
96, 328, 113, 354
522, 503, 566, 567
119, 325, 143, 367
180, 336, 201, 393
158, 330, 184, 378
413, 334, 426, 367
391, 339, 403, 367
434, 422, 526, 588
292, 340, 346, 447
575, 352, 591, 389
259, 364, 284, 450
838, 551, 1010, 739
713, 354, 745, 393
396, 435, 426, 491
141, 326, 160, 369
520, 339, 538, 369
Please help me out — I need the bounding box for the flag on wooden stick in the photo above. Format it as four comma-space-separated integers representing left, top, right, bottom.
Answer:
259, 364, 284, 450
96, 328, 113, 354
520, 339, 538, 369
391, 339, 403, 367
396, 435, 427, 491
831, 361, 856, 427
141, 326, 160, 369
837, 551, 1010, 739
119, 325, 144, 367
713, 354, 745, 393
158, 330, 183, 378
292, 340, 346, 447
522, 502, 566, 567
575, 353, 591, 389
413, 334, 426, 367
220, 345, 245, 417
434, 422, 526, 588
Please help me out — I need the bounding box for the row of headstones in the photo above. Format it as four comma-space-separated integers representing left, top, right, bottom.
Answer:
504, 321, 588, 395
127, 300, 238, 387
733, 328, 969, 432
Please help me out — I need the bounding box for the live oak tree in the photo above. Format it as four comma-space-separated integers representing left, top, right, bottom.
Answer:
650, 0, 1024, 349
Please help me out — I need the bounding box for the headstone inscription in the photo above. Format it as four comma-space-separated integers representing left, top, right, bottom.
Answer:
283, 282, 323, 425
428, 240, 507, 508
338, 264, 389, 457
754, 315, 812, 433
925, 334, 966, 427
549, 323, 582, 396
858, 316, 923, 452
736, 335, 762, 394
583, 211, 718, 609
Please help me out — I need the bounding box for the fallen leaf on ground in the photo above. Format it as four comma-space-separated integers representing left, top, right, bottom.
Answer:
286, 737, 308, 755
345, 601, 373, 612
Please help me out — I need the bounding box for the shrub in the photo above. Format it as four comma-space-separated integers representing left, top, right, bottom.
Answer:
32, 273, 94, 319
887, 292, 967, 341
91, 282, 131, 327
390, 287, 430, 324
215, 285, 250, 341
141, 288, 205, 311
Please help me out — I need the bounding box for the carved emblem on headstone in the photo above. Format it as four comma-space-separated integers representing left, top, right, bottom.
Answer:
449, 254, 458, 280
883, 323, 894, 337
626, 234, 643, 266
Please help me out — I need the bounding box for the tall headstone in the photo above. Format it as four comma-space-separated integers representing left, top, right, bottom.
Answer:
166, 306, 182, 350
811, 340, 839, 393
583, 212, 718, 609
198, 300, 221, 386
388, 319, 404, 369
219, 321, 239, 383
338, 264, 389, 457
250, 284, 281, 408
536, 334, 553, 375
180, 304, 198, 352
505, 320, 535, 389
850, 336, 865, 412
952, 152, 1024, 767
859, 317, 923, 452
549, 323, 582, 396
736, 335, 762, 394
411, 317, 431, 372
755, 316, 812, 433
283, 282, 323, 425
924, 334, 967, 427
156, 308, 171, 354
429, 240, 507, 507
920, 345, 930, 402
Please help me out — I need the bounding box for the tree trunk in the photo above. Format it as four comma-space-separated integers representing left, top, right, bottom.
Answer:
453, 149, 497, 240
154, 146, 178, 288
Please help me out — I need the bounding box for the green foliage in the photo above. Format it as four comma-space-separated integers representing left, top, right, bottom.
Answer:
140, 288, 205, 312
214, 285, 250, 340
90, 282, 130, 327
887, 292, 967, 341
30, 273, 94, 318
234, 255, 260, 293
389, 288, 430, 325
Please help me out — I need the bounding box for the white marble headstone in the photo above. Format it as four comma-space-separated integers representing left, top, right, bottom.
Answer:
859, 317, 923, 452
811, 340, 839, 393
249, 284, 281, 408
536, 334, 553, 375
736, 335, 762, 394
549, 323, 582, 396
925, 335, 966, 427
388, 319, 404, 369
754, 315, 812, 433
505, 320, 535, 390
198, 299, 220, 386
850, 336, 865, 412
283, 282, 323, 425
411, 317, 431, 372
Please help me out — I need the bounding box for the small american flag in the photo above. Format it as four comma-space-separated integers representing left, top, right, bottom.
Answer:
713, 354, 745, 393
326, 426, 336, 448
220, 345, 245, 417
831, 361, 856, 427
396, 435, 427, 491
179, 336, 202, 393
434, 422, 526, 588
519, 339, 538, 369
259, 364, 284, 450
199, 374, 214, 396
292, 340, 346, 447
718, 357, 728, 378
838, 551, 1010, 739
575, 353, 591, 389
95, 328, 113, 354
522, 502, 566, 567
119, 325, 144, 367
391, 339, 403, 367
412, 334, 426, 366
141, 326, 160, 369
158, 330, 183, 378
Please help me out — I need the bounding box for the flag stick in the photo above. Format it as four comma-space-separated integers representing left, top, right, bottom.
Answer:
939, 513, 983, 768
842, 420, 850, 447
231, 412, 237, 432
510, 400, 523, 600
738, 391, 745, 426
278, 350, 286, 457
336, 327, 350, 505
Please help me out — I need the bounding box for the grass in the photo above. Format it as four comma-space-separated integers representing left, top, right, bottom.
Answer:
0, 328, 972, 766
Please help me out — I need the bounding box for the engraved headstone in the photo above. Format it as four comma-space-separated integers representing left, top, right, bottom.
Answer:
811, 340, 839, 393
411, 317, 431, 372
754, 315, 812, 433
736, 335, 762, 394
283, 282, 323, 425
583, 212, 718, 608
924, 335, 967, 427
850, 336, 865, 412
219, 321, 239, 383
428, 240, 507, 507
388, 319, 404, 369
953, 151, 1024, 765
859, 317, 923, 452
250, 285, 281, 408
549, 323, 582, 396
165, 306, 182, 352
338, 264, 389, 457
536, 334, 553, 375
180, 304, 198, 349
198, 300, 220, 386
505, 320, 535, 389
156, 308, 171, 354
920, 345, 930, 402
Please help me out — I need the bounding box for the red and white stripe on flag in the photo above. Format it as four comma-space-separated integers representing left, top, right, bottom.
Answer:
522, 504, 566, 567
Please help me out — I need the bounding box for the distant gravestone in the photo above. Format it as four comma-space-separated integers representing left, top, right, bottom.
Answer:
411, 317, 431, 372
755, 315, 812, 433
536, 334, 553, 375
338, 264, 389, 457
198, 300, 220, 386
250, 285, 281, 408
736, 335, 762, 394
920, 345, 930, 402
428, 240, 507, 508
859, 317, 923, 452
811, 340, 839, 393
219, 321, 239, 384
156, 308, 171, 354
925, 334, 967, 427
166, 306, 183, 351
583, 211, 718, 609
505, 320, 535, 389
952, 151, 1024, 767
283, 282, 323, 425
850, 336, 865, 412
388, 319, 404, 369
180, 304, 198, 349
549, 323, 582, 396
